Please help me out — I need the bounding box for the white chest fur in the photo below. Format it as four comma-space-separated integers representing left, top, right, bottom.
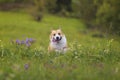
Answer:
50, 36, 67, 52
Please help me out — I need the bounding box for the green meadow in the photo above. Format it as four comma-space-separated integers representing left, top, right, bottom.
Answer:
0, 11, 120, 80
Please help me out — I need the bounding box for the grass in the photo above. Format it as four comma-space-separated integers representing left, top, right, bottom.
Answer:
0, 11, 120, 80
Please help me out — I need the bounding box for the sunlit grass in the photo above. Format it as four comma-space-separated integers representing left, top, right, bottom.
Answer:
0, 11, 120, 80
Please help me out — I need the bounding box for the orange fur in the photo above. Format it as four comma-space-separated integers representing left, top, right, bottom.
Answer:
48, 29, 67, 53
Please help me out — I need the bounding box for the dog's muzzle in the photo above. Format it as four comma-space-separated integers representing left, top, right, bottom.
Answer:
52, 37, 62, 42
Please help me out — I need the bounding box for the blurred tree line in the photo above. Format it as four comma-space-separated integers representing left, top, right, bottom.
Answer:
0, 0, 120, 35
78, 0, 120, 35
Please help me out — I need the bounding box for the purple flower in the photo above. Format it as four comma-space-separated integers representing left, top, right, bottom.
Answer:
29, 38, 33, 42
21, 40, 25, 44
16, 39, 21, 45
26, 43, 31, 47
29, 38, 35, 43
14, 38, 36, 47
24, 63, 29, 70
25, 38, 29, 44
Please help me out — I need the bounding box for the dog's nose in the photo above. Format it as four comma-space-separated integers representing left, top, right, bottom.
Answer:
56, 37, 59, 40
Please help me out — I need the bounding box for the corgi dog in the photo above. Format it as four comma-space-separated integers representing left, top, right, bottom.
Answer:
48, 28, 68, 53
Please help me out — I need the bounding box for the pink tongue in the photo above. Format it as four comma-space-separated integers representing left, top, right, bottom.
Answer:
52, 39, 58, 42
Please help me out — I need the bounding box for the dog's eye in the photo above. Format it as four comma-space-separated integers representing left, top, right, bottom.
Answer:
58, 33, 61, 35
53, 34, 55, 36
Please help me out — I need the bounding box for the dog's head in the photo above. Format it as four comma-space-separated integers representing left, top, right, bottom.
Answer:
50, 29, 64, 42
